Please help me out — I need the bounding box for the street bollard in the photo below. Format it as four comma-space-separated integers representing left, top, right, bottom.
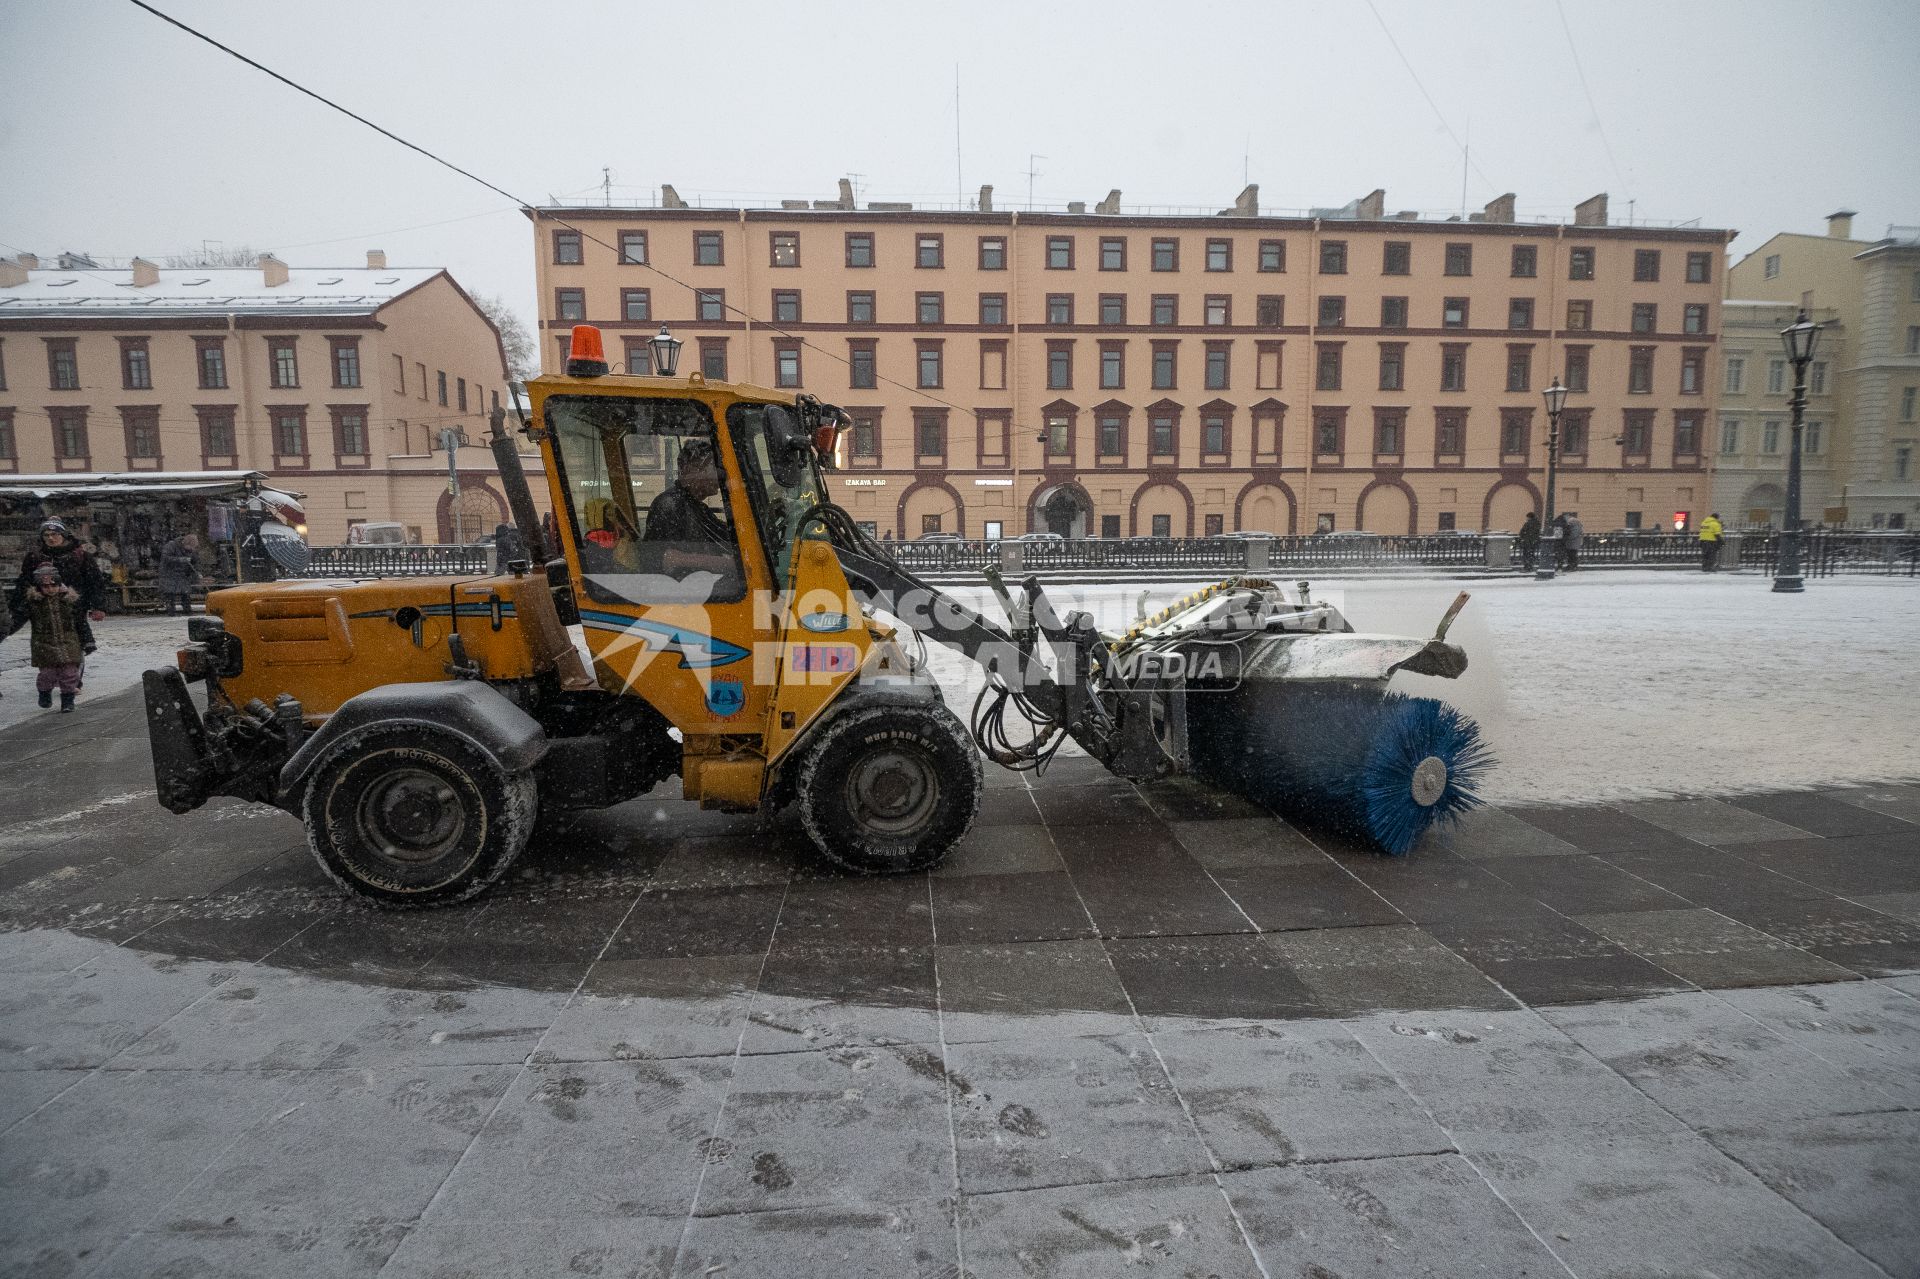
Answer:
1485, 535, 1512, 570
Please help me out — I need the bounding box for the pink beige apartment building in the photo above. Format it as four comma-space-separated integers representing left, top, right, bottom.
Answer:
530, 187, 1734, 537
0, 251, 524, 543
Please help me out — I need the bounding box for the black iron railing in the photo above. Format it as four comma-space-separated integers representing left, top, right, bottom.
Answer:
291, 544, 497, 579
891, 530, 1920, 577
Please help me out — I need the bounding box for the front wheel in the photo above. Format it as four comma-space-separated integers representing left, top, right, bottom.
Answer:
796, 702, 982, 874
303, 724, 537, 909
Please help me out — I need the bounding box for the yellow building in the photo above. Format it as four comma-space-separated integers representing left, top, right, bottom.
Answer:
0, 251, 533, 543
1727, 213, 1920, 528
530, 186, 1734, 538
1712, 300, 1844, 526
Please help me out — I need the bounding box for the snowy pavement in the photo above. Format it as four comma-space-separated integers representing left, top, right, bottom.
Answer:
929, 571, 1920, 806
5, 573, 1917, 805
0, 614, 188, 736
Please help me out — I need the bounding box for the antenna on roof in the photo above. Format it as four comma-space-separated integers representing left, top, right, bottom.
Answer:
1025, 154, 1046, 211
602, 167, 612, 207
954, 65, 963, 208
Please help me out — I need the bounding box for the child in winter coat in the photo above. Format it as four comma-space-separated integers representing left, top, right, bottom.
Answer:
25, 562, 87, 712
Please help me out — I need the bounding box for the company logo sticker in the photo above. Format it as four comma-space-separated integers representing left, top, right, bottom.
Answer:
790, 644, 860, 673
797, 611, 851, 633
704, 678, 746, 717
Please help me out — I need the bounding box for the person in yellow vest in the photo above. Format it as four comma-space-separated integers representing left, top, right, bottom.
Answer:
1698, 512, 1725, 572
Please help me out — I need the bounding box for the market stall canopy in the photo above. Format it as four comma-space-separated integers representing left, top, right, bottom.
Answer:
0, 471, 301, 501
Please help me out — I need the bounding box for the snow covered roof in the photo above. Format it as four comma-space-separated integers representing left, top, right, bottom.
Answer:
0, 265, 440, 319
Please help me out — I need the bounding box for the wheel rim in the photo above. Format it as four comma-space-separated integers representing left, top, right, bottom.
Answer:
844, 746, 940, 837
357, 766, 466, 867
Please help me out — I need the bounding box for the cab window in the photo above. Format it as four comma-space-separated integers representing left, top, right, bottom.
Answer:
547, 394, 745, 605
728, 402, 827, 588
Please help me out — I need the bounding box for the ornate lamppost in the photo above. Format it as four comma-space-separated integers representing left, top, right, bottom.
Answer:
648, 325, 684, 376
1537, 378, 1569, 581
1773, 310, 1822, 593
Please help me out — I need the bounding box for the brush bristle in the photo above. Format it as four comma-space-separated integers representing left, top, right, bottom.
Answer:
1189, 686, 1494, 855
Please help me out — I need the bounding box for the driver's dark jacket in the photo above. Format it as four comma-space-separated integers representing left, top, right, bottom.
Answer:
644, 486, 729, 545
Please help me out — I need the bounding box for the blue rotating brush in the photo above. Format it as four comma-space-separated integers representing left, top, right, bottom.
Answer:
1189, 687, 1493, 855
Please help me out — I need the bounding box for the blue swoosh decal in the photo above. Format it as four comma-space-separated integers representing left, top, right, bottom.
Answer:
577, 609, 749, 669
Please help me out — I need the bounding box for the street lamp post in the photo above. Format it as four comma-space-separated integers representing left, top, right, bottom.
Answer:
1773, 310, 1822, 593
1536, 378, 1569, 581
648, 325, 684, 377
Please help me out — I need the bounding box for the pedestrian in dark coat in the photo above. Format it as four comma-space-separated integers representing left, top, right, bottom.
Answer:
1516, 512, 1541, 572
24, 563, 86, 712
8, 519, 103, 650
157, 533, 201, 614
1561, 514, 1585, 571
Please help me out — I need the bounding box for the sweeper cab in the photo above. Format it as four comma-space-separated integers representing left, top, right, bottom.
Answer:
142, 324, 1490, 908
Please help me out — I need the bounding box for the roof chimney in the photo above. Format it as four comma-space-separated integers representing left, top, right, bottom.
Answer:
14, 252, 38, 270
1224, 184, 1258, 217
1482, 192, 1516, 223
977, 184, 994, 213
366, 249, 387, 269
1826, 210, 1856, 239
0, 258, 27, 288
661, 184, 688, 209
1573, 193, 1609, 226
131, 257, 160, 287
1096, 189, 1122, 215
259, 253, 289, 287
1355, 188, 1385, 220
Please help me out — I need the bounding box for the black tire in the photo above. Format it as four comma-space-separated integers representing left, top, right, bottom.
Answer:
796, 701, 982, 874
302, 723, 537, 909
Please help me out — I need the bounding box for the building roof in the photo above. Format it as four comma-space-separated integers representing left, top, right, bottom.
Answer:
0, 265, 441, 320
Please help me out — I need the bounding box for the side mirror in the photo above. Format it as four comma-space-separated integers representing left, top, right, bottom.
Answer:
764, 404, 812, 488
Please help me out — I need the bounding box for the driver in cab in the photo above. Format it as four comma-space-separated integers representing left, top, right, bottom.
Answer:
644, 439, 736, 576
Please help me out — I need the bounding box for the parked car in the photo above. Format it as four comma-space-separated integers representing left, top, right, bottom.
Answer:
346, 521, 408, 546
915, 531, 964, 543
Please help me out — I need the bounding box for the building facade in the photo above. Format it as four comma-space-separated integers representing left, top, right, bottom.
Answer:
1726, 213, 1920, 528
1712, 300, 1844, 525
0, 251, 528, 543
530, 187, 1734, 538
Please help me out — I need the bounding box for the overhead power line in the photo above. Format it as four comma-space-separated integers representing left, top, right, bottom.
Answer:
1553, 0, 1630, 197
123, 0, 976, 419
1363, 0, 1501, 200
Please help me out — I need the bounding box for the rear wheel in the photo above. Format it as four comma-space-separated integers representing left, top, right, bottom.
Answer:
303, 724, 536, 909
796, 702, 981, 874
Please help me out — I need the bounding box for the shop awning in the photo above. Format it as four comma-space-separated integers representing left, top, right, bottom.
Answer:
0, 471, 296, 501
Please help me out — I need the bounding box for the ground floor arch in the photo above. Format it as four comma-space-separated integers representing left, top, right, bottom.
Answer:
1130, 481, 1192, 537
899, 479, 964, 538
1032, 481, 1094, 539
1356, 479, 1416, 534
436, 478, 507, 543
1482, 479, 1541, 534
1740, 481, 1785, 527
1234, 481, 1297, 534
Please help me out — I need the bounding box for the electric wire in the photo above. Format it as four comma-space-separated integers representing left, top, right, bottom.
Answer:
1553, 0, 1630, 198
1362, 0, 1500, 199
122, 0, 980, 422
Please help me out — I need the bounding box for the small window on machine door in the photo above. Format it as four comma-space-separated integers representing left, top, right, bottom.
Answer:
546, 394, 745, 607
728, 401, 828, 588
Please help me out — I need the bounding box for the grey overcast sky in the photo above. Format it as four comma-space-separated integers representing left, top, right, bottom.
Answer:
3, 0, 1916, 335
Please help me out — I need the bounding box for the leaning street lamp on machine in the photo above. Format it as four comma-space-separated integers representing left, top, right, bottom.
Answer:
648, 325, 683, 377
1773, 309, 1822, 594
1536, 378, 1570, 581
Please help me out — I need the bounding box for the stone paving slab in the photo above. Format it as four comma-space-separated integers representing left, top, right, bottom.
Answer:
1, 691, 1917, 1276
